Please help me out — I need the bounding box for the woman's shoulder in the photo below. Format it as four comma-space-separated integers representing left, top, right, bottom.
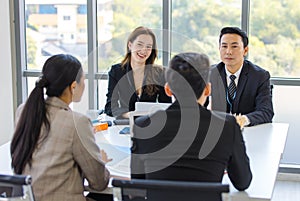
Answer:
110, 63, 123, 71
151, 64, 164, 71
109, 63, 126, 75
68, 110, 91, 125
148, 64, 165, 76
45, 99, 88, 124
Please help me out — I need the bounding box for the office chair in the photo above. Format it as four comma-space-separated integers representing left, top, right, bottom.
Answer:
0, 174, 35, 201
112, 178, 229, 201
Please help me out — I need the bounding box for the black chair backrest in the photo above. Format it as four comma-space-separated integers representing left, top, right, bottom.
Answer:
0, 174, 35, 201
112, 178, 229, 201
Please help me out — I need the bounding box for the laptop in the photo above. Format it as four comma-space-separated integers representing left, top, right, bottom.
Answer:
129, 102, 171, 137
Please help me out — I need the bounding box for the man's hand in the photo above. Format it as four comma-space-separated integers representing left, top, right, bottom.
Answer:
234, 114, 250, 129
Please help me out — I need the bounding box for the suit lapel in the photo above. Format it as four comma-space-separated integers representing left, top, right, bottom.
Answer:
217, 64, 227, 87
126, 63, 139, 100
233, 61, 249, 112
207, 64, 227, 112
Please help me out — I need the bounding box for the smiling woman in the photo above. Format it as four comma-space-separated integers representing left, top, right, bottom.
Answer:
104, 26, 172, 119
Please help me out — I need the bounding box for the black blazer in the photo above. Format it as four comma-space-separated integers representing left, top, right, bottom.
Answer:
131, 101, 252, 191
210, 60, 274, 126
104, 63, 171, 118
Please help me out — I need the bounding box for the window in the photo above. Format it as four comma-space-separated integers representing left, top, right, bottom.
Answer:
24, 1, 88, 71
14, 0, 300, 173
96, 0, 163, 109
172, 0, 241, 64
38, 5, 57, 14
16, 0, 300, 111
63, 16, 71, 20
78, 5, 87, 14
249, 0, 300, 78
18, 0, 88, 109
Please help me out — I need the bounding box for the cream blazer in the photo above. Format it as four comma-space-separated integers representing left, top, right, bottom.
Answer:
16, 97, 110, 201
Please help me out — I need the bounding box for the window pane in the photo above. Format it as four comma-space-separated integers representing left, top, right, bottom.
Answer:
249, 0, 300, 78
98, 79, 108, 110
97, 0, 163, 73
27, 77, 36, 97
172, 0, 241, 64
96, 0, 163, 110
25, 1, 88, 71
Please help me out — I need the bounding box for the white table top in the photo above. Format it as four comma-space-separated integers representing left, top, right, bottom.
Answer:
95, 123, 289, 201
0, 123, 289, 201
223, 123, 289, 201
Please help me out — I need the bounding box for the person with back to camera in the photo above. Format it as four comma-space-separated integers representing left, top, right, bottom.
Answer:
209, 27, 274, 128
104, 26, 172, 119
131, 52, 252, 198
11, 54, 111, 201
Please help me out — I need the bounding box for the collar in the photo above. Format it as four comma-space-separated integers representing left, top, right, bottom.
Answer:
225, 64, 243, 79
46, 97, 71, 111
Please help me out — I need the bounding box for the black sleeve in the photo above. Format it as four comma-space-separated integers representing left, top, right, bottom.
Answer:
130, 116, 151, 179
227, 122, 252, 191
104, 67, 116, 116
246, 70, 274, 126
156, 67, 172, 103
130, 137, 146, 179
104, 65, 128, 117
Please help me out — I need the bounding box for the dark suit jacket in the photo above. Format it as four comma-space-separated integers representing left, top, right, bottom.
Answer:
131, 101, 252, 191
210, 60, 274, 126
104, 63, 171, 118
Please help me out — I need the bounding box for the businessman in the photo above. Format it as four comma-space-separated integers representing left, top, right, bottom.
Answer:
131, 52, 252, 193
210, 27, 274, 127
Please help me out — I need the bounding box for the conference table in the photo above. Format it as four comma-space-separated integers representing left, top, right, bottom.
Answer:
93, 122, 289, 201
0, 122, 289, 201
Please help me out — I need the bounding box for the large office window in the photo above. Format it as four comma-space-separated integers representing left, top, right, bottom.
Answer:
17, 0, 164, 111
249, 0, 300, 78
25, 1, 88, 70
22, 0, 89, 112
96, 0, 163, 109
15, 0, 300, 107
13, 0, 300, 172
171, 0, 241, 64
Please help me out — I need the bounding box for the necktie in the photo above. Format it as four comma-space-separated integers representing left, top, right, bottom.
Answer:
228, 75, 237, 100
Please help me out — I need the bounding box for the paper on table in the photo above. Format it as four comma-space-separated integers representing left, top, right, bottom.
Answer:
107, 156, 131, 179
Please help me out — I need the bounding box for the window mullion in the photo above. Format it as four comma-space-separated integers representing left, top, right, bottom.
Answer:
14, 0, 28, 106
87, 0, 98, 109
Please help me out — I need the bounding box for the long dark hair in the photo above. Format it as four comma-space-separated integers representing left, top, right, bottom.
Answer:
121, 26, 159, 95
11, 54, 83, 174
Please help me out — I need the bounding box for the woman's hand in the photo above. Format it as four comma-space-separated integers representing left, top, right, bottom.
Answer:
100, 149, 113, 164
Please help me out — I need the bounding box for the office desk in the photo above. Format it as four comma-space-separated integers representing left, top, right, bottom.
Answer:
94, 125, 131, 178
0, 123, 289, 201
225, 123, 289, 201
94, 123, 289, 201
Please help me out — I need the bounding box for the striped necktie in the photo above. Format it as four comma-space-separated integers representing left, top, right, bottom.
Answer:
228, 75, 237, 100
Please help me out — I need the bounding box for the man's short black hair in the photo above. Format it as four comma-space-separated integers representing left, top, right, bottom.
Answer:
165, 52, 210, 100
219, 27, 248, 48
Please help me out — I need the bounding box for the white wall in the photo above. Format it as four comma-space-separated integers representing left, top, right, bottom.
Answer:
273, 85, 300, 165
0, 0, 14, 145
